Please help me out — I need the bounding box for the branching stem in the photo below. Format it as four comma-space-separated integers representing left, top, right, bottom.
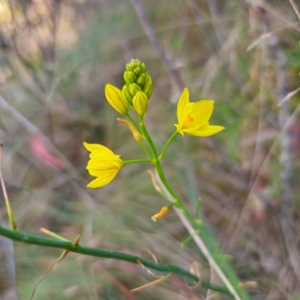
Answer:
0, 225, 231, 296
140, 122, 247, 300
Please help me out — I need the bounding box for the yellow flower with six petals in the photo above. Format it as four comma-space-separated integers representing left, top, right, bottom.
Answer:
84, 142, 123, 188
174, 88, 225, 136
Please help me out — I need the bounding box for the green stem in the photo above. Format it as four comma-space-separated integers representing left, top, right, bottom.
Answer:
140, 123, 248, 299
180, 231, 199, 247
40, 228, 71, 242
123, 159, 153, 165
0, 225, 231, 296
125, 114, 152, 159
159, 131, 178, 160
141, 125, 199, 231
138, 140, 152, 159
157, 190, 175, 204
126, 114, 142, 134
140, 122, 158, 159
140, 125, 189, 210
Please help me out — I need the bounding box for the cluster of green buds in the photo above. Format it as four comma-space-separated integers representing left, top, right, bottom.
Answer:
105, 59, 152, 117
122, 59, 152, 111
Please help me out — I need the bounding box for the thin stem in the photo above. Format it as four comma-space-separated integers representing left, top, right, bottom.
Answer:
126, 114, 142, 134
40, 228, 71, 242
180, 231, 198, 247
140, 122, 158, 159
123, 159, 153, 165
117, 117, 152, 159
140, 125, 192, 215
0, 225, 231, 296
159, 131, 178, 160
138, 140, 152, 159
140, 125, 184, 202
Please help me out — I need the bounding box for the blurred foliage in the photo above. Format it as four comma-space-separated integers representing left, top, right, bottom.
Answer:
0, 0, 300, 299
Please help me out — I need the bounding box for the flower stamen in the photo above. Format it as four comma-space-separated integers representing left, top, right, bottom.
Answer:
183, 115, 194, 128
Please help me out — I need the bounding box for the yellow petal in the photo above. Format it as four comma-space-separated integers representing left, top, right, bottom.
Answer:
83, 142, 114, 154
183, 121, 209, 134
105, 84, 128, 115
189, 100, 214, 128
177, 102, 194, 131
90, 145, 119, 157
87, 170, 119, 188
89, 149, 117, 158
86, 159, 121, 170
190, 125, 225, 136
87, 168, 112, 177
177, 88, 189, 124
174, 123, 185, 136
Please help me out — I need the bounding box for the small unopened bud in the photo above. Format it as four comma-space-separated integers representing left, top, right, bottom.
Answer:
133, 91, 148, 116
151, 206, 169, 222
136, 73, 147, 86
143, 77, 152, 99
129, 83, 141, 96
105, 84, 128, 115
124, 71, 137, 85
122, 85, 134, 109
122, 59, 153, 110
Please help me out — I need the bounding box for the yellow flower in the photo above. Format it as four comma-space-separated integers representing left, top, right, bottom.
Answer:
174, 88, 225, 136
105, 84, 128, 115
83, 142, 123, 188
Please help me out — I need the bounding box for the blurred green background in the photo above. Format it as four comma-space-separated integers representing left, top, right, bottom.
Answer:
0, 0, 300, 299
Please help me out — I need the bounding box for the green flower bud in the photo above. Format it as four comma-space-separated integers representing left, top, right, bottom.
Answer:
123, 59, 153, 107
143, 76, 152, 99
124, 71, 137, 86
129, 83, 141, 96
136, 73, 147, 86
133, 91, 148, 116
126, 59, 146, 74
122, 85, 134, 110
105, 84, 128, 115
125, 61, 134, 72
133, 67, 141, 75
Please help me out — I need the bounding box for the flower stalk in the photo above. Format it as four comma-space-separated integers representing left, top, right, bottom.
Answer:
159, 131, 178, 160
123, 159, 153, 165
139, 123, 248, 299
126, 114, 142, 135
0, 224, 232, 296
